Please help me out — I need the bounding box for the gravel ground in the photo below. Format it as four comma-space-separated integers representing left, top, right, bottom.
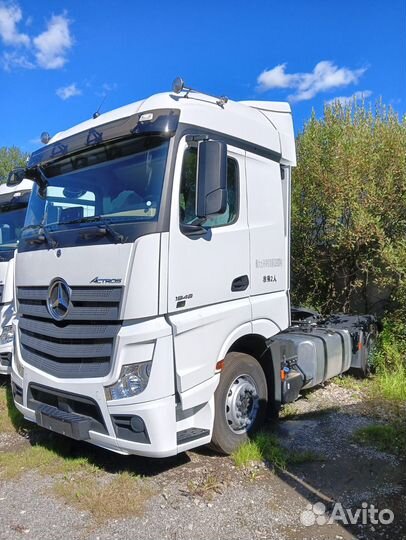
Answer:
0, 380, 405, 540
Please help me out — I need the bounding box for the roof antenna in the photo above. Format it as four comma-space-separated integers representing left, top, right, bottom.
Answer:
92, 93, 107, 119
172, 76, 228, 107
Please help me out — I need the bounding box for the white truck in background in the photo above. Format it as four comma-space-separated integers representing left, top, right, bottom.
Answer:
10, 79, 376, 456
0, 179, 33, 375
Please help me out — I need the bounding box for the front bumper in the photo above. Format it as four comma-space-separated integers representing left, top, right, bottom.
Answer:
12, 384, 179, 457
11, 317, 216, 457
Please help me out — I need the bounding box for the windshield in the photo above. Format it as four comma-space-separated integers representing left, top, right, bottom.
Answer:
0, 197, 28, 249
24, 135, 170, 230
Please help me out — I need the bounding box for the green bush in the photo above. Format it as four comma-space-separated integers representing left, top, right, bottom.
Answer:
0, 146, 28, 183
371, 319, 406, 400
292, 99, 406, 320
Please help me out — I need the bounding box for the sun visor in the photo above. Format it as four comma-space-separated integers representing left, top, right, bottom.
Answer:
28, 109, 180, 169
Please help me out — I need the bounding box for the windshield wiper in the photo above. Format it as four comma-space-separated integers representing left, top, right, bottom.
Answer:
61, 216, 125, 244
21, 223, 58, 249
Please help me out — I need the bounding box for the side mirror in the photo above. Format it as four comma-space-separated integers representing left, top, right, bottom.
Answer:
196, 140, 227, 219
7, 167, 25, 187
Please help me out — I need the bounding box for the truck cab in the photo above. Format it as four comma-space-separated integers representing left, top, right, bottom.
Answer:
0, 179, 33, 375
11, 85, 296, 456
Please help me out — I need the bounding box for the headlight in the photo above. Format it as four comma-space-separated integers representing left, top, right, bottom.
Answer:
104, 362, 152, 401
0, 325, 14, 345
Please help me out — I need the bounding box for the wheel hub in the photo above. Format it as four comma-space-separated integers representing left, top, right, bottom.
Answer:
225, 374, 260, 434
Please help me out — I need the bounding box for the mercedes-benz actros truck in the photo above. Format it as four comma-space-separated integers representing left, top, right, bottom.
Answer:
0, 178, 33, 375
10, 79, 377, 456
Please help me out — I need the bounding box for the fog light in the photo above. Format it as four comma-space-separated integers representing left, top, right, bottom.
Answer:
0, 325, 14, 345
105, 362, 152, 401
130, 416, 145, 433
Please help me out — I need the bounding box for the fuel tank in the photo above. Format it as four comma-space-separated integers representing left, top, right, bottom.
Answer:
271, 325, 352, 390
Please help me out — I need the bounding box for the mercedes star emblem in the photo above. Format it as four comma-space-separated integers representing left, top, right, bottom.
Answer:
46, 278, 72, 321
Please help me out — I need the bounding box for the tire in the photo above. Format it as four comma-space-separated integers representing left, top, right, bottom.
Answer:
356, 335, 376, 378
210, 352, 268, 455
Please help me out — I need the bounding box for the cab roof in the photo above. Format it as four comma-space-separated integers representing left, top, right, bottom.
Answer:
45, 91, 296, 166
0, 179, 34, 196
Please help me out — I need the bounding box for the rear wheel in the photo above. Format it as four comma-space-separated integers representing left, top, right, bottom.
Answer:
210, 352, 268, 455
356, 335, 376, 378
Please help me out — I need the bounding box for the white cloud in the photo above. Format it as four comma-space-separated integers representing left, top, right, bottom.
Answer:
0, 2, 30, 46
327, 90, 373, 106
257, 64, 298, 89
33, 13, 73, 69
2, 49, 34, 70
257, 61, 367, 102
0, 4, 74, 71
56, 82, 81, 100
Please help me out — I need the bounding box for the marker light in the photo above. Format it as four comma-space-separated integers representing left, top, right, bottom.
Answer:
172, 76, 185, 94
40, 132, 51, 145
139, 112, 154, 122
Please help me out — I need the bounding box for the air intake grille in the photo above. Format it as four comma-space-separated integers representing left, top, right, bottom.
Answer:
17, 286, 122, 378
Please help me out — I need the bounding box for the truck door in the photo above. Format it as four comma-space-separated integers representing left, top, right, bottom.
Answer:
167, 138, 251, 393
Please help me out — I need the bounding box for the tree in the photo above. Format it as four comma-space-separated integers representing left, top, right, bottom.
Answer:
0, 147, 29, 184
291, 99, 406, 322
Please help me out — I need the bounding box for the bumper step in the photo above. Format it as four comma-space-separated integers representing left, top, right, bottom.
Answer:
177, 428, 210, 445
35, 403, 91, 441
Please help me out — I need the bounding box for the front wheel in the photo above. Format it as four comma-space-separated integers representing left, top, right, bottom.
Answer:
210, 352, 268, 455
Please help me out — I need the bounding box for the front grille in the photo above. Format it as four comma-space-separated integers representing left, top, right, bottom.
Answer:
17, 286, 122, 378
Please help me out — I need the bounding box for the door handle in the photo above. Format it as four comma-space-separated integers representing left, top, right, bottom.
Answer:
231, 275, 249, 292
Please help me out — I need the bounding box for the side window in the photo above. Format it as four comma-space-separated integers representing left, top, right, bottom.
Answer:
179, 147, 239, 227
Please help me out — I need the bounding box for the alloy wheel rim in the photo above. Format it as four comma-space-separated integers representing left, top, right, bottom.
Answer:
225, 374, 260, 434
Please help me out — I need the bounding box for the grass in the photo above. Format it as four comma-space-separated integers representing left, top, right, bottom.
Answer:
232, 432, 287, 469
231, 432, 322, 469
370, 320, 406, 402
332, 367, 406, 404
353, 423, 406, 457
371, 365, 406, 402
0, 440, 98, 480
0, 383, 31, 433
332, 374, 366, 391
53, 471, 151, 524
280, 403, 298, 419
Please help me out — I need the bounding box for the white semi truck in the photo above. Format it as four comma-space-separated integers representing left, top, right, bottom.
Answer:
0, 179, 33, 375
10, 80, 376, 456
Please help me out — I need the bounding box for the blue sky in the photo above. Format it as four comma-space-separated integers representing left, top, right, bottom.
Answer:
0, 0, 404, 152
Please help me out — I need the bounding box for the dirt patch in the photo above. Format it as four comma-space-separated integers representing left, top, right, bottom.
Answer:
53, 471, 152, 524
